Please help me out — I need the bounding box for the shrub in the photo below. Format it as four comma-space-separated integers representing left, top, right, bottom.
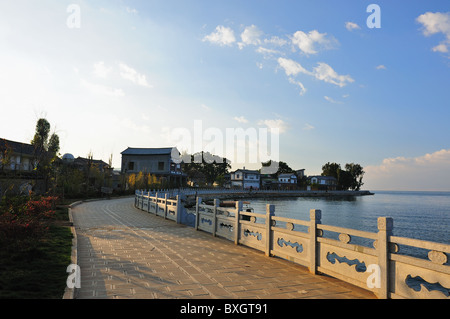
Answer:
0, 196, 58, 251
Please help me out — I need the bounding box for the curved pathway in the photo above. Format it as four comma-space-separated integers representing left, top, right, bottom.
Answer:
71, 197, 375, 299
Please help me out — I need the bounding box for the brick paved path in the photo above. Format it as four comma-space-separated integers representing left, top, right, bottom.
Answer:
71, 197, 375, 299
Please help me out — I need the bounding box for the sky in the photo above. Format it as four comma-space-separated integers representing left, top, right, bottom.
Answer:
0, 0, 449, 191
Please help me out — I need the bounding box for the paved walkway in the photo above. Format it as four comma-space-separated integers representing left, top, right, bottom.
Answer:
71, 197, 375, 299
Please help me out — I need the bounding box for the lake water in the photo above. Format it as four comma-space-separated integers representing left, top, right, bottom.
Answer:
246, 191, 450, 259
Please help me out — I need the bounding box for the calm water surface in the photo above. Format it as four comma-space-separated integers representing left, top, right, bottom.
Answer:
247, 191, 450, 246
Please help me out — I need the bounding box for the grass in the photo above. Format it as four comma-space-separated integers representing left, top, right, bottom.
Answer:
0, 206, 73, 299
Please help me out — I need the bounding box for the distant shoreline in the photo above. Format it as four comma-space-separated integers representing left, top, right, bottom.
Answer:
183, 190, 374, 205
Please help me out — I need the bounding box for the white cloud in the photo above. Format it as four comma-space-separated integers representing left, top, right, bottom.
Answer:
432, 43, 449, 53
288, 77, 307, 96
234, 116, 248, 124
264, 36, 288, 47
256, 46, 283, 57
417, 12, 450, 55
364, 149, 450, 191
81, 79, 125, 97
239, 25, 263, 49
312, 62, 354, 87
324, 96, 343, 104
277, 57, 310, 76
303, 123, 315, 131
119, 63, 153, 88
291, 30, 336, 55
345, 22, 361, 31
278, 58, 353, 89
417, 12, 450, 37
376, 64, 387, 70
203, 25, 236, 46
93, 61, 112, 78
258, 119, 288, 134
126, 7, 138, 14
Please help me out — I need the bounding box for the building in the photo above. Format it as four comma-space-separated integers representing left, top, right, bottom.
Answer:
230, 168, 260, 190
73, 156, 110, 173
277, 173, 298, 190
0, 138, 38, 174
295, 169, 305, 179
0, 138, 45, 194
278, 173, 297, 184
120, 147, 186, 187
309, 175, 338, 191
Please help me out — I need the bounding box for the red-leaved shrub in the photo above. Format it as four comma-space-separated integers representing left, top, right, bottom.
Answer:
0, 196, 58, 250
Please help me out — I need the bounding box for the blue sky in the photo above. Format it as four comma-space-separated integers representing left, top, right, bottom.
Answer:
1, 1, 449, 191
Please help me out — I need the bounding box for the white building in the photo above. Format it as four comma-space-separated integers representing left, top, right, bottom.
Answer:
230, 169, 260, 190
278, 173, 297, 184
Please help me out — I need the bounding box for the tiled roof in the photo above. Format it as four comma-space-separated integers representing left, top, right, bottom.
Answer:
121, 147, 177, 156
0, 138, 37, 156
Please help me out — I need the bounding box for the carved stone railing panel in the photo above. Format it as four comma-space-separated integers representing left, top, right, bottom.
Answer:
317, 243, 379, 292
392, 262, 450, 299
239, 224, 265, 252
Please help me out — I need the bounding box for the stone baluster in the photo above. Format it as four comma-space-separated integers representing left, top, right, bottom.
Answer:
309, 209, 321, 275
265, 204, 275, 257
377, 216, 393, 299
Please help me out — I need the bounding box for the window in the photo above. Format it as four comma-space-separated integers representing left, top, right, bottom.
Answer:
128, 162, 135, 171
158, 161, 165, 171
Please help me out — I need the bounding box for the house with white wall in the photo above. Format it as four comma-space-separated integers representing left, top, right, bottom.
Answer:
230, 168, 260, 190
278, 173, 297, 184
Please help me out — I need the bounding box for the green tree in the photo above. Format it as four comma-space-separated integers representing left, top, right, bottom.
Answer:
337, 169, 353, 190
345, 163, 365, 191
261, 160, 294, 175
321, 162, 341, 179
30, 118, 60, 193
182, 151, 231, 186
321, 162, 365, 190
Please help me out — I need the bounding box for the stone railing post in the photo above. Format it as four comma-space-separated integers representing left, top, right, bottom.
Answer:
265, 204, 275, 257
164, 193, 168, 219
377, 217, 393, 299
195, 197, 202, 231
147, 191, 151, 213
235, 201, 243, 245
309, 209, 322, 275
176, 195, 182, 224
213, 199, 220, 237
141, 190, 144, 210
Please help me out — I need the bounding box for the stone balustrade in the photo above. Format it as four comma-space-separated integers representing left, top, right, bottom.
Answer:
135, 191, 450, 299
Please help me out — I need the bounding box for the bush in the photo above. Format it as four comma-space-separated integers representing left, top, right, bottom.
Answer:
0, 196, 57, 251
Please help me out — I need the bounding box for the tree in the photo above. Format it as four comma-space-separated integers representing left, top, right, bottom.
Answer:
337, 169, 353, 190
30, 118, 60, 193
31, 118, 51, 154
182, 151, 231, 186
261, 160, 294, 175
321, 162, 365, 190
345, 163, 365, 191
128, 174, 136, 190
321, 162, 341, 180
